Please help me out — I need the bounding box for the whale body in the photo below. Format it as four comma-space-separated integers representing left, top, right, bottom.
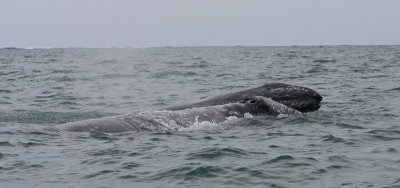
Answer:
49, 96, 301, 133
45, 83, 323, 133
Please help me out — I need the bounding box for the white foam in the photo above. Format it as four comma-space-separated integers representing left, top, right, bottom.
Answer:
244, 113, 253, 118
277, 114, 289, 118
178, 121, 218, 131
225, 116, 238, 121
177, 115, 218, 131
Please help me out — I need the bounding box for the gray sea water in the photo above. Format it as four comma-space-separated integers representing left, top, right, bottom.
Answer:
0, 46, 399, 187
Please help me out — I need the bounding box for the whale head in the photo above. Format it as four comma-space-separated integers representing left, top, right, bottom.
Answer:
163, 82, 323, 113
255, 83, 323, 112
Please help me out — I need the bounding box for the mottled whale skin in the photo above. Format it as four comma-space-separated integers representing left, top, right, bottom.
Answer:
164, 83, 322, 112
49, 96, 300, 133
46, 83, 322, 133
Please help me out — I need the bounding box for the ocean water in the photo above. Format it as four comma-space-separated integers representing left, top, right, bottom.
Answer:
0, 46, 399, 187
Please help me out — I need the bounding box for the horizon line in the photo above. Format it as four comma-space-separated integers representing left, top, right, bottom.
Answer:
2, 44, 400, 50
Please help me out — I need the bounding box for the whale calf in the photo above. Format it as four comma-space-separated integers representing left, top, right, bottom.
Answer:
45, 83, 322, 133
48, 96, 301, 133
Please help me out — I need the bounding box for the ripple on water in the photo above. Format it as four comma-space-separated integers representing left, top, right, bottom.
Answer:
150, 166, 192, 181
82, 170, 115, 179
328, 155, 352, 164
151, 70, 199, 78
386, 87, 400, 92
184, 60, 214, 68
151, 165, 226, 182
118, 175, 138, 180
18, 141, 46, 147
0, 100, 12, 105
279, 162, 313, 168
313, 59, 337, 63
119, 162, 140, 169
367, 132, 400, 141
0, 89, 12, 93
0, 141, 14, 147
96, 59, 118, 65
311, 168, 328, 175
87, 148, 130, 157
186, 147, 247, 160
387, 148, 397, 153
264, 155, 294, 164
364, 130, 400, 141
233, 167, 270, 179
334, 122, 364, 129
320, 135, 355, 145
367, 129, 400, 136
184, 166, 225, 180
1, 161, 44, 172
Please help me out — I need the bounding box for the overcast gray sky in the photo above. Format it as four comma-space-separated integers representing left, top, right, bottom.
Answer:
1, 0, 399, 48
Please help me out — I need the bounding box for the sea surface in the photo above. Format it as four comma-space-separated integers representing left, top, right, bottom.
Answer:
0, 46, 399, 187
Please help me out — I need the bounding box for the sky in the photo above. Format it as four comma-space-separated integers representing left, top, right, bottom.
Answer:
1, 0, 400, 48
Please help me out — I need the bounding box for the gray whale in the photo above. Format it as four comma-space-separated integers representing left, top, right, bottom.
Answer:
45, 83, 322, 133
49, 96, 301, 133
